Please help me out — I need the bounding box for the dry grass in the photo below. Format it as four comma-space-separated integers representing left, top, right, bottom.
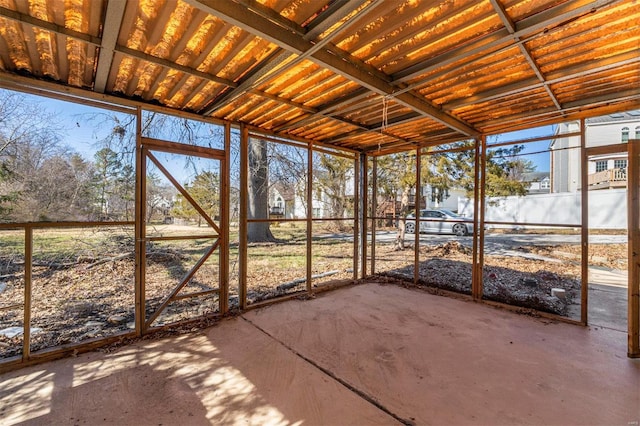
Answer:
0, 224, 627, 360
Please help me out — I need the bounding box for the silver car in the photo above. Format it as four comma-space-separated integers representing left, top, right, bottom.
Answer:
404, 209, 474, 236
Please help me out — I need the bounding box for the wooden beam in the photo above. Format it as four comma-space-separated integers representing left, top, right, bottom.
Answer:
146, 150, 221, 234
94, 0, 126, 93
414, 149, 420, 285
145, 240, 220, 328
201, 0, 381, 115
359, 152, 367, 279
443, 47, 640, 111
476, 137, 487, 300
628, 138, 640, 357
370, 156, 376, 276
239, 124, 248, 309
189, 0, 478, 137
22, 226, 32, 361
307, 142, 313, 293
115, 45, 236, 89
393, 0, 621, 84
488, 0, 562, 110
580, 119, 589, 325
0, 5, 101, 45
220, 123, 231, 314
135, 107, 146, 335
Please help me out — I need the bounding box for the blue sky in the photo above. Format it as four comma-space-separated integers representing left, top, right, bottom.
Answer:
11, 90, 553, 177
487, 127, 555, 173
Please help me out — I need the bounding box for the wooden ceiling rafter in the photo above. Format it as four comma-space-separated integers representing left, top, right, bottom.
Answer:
488, 0, 563, 110
189, 0, 480, 138
93, 0, 127, 93
0, 0, 637, 154
190, 0, 419, 149
391, 0, 622, 90
197, 0, 382, 115
447, 51, 640, 111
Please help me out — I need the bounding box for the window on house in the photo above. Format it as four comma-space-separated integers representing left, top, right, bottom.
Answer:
622, 127, 629, 142
595, 161, 608, 172
312, 207, 321, 218
614, 159, 627, 169
636, 126, 640, 139
540, 179, 550, 189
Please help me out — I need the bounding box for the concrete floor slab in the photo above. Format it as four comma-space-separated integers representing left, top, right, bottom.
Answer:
245, 283, 640, 425
0, 315, 398, 425
1, 283, 639, 425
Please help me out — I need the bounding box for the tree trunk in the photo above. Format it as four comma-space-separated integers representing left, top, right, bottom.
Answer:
247, 138, 275, 242
393, 185, 410, 251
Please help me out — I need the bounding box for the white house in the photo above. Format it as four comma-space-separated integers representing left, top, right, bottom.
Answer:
551, 111, 640, 193
269, 171, 356, 219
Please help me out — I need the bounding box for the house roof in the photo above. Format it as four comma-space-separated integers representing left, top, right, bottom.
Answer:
522, 171, 550, 182
0, 0, 638, 155
586, 110, 640, 125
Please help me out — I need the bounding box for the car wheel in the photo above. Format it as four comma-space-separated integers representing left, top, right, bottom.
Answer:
453, 223, 467, 236
405, 222, 415, 233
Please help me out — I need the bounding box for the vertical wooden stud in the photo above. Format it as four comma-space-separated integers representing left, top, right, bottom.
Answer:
580, 118, 589, 325
414, 149, 421, 285
219, 123, 231, 314
239, 124, 248, 310
628, 139, 640, 357
371, 156, 377, 276
22, 225, 32, 361
358, 154, 364, 280
472, 138, 486, 300
478, 137, 487, 300
472, 140, 480, 298
307, 143, 313, 294
359, 153, 367, 279
134, 107, 145, 335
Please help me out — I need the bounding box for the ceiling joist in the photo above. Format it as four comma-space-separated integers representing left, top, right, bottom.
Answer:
0, 0, 636, 154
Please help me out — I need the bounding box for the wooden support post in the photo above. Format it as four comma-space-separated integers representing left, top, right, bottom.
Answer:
580, 118, 589, 325
478, 138, 486, 299
628, 139, 640, 357
359, 153, 367, 279
355, 154, 363, 280
414, 149, 421, 285
134, 107, 146, 335
307, 144, 313, 294
371, 156, 377, 276
220, 123, 231, 314
22, 225, 32, 361
471, 140, 480, 298
239, 124, 248, 309
472, 137, 486, 300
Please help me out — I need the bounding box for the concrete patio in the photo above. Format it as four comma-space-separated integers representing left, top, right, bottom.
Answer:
1, 283, 638, 425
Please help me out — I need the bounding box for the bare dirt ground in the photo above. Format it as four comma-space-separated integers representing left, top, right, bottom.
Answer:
375, 240, 626, 317
0, 232, 627, 360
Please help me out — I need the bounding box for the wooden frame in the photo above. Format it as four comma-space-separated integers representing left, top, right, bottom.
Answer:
580, 118, 589, 325
306, 143, 313, 294
139, 137, 226, 331
414, 149, 421, 285
2, 80, 639, 372
628, 139, 640, 357
583, 134, 638, 354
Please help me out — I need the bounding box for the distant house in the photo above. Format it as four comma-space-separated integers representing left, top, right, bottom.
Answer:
269, 182, 297, 218
551, 111, 640, 192
375, 184, 465, 226
522, 172, 551, 194
269, 171, 356, 219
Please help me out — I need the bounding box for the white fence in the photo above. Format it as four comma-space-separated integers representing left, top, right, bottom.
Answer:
458, 188, 627, 229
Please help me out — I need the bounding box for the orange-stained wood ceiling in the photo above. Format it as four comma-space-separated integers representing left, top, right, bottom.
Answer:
0, 0, 638, 153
